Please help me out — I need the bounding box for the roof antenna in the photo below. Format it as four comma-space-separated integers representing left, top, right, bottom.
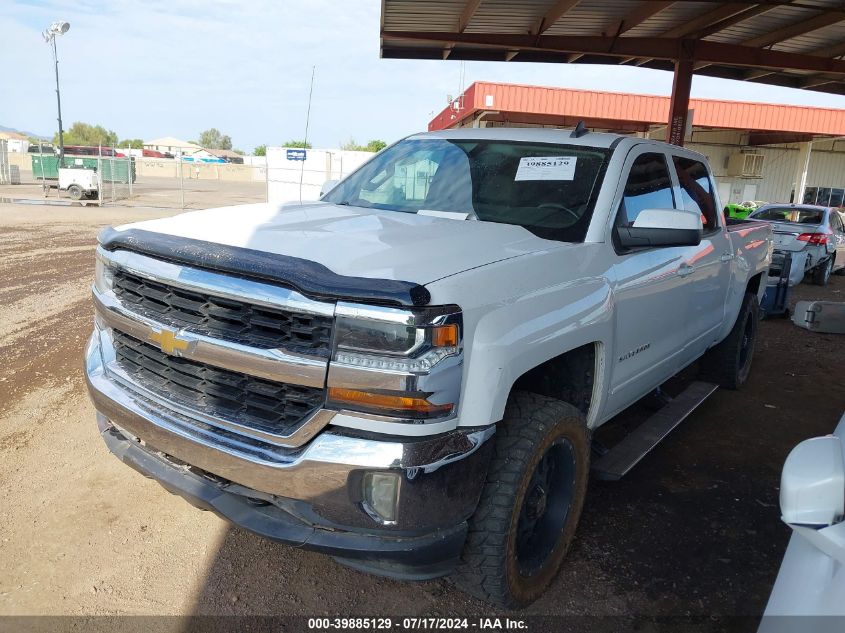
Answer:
299, 65, 316, 204
571, 121, 588, 138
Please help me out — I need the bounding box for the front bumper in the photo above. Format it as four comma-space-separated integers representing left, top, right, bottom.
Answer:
85, 331, 494, 579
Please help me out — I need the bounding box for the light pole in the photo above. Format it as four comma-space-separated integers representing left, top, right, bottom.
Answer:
43, 21, 70, 168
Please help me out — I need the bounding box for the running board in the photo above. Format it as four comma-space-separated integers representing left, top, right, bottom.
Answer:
591, 381, 719, 481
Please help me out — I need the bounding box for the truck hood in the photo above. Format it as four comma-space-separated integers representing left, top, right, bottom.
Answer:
119, 202, 555, 284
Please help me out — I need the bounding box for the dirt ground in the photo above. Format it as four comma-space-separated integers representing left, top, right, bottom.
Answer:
0, 188, 843, 629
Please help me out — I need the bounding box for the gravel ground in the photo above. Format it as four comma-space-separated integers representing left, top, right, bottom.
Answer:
0, 194, 843, 630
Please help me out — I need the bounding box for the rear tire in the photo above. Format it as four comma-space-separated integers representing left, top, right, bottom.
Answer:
812, 258, 833, 286
455, 391, 589, 608
67, 184, 83, 200
699, 291, 758, 390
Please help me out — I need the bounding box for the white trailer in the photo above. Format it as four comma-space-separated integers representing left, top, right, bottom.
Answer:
58, 167, 98, 201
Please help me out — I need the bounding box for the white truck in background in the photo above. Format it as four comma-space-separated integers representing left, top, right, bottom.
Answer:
85, 128, 772, 607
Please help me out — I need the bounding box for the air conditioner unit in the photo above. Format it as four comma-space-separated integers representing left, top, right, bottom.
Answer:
727, 152, 765, 178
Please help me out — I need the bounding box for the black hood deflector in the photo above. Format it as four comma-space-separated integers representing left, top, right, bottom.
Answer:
98, 227, 431, 307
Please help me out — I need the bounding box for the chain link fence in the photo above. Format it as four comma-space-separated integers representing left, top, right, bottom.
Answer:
3, 145, 376, 210
0, 140, 9, 185
0, 140, 19, 185
94, 154, 134, 203
25, 145, 134, 204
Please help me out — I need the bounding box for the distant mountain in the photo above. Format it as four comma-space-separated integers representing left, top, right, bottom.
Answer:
0, 125, 50, 140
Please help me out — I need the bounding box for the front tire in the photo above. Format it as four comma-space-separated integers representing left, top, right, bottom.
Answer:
455, 392, 589, 608
699, 291, 758, 390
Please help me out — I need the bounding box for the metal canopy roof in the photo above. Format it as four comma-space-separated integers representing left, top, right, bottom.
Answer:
428, 81, 845, 143
381, 0, 845, 96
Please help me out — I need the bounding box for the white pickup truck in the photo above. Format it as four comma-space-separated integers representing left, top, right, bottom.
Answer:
85, 128, 772, 607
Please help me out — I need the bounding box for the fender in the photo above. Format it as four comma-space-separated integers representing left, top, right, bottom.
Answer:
426, 243, 615, 429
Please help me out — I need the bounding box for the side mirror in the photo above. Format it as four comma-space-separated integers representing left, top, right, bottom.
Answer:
781, 435, 845, 528
616, 208, 702, 249
779, 434, 845, 566
320, 179, 339, 198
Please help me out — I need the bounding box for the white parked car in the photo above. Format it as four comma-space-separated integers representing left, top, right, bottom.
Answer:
760, 413, 845, 632
85, 128, 773, 607
749, 204, 845, 286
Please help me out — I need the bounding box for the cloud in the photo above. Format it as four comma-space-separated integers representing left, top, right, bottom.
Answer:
2, 0, 844, 152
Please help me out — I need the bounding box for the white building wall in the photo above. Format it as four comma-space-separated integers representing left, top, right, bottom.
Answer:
266, 147, 375, 204
7, 139, 29, 153
687, 142, 845, 205
624, 127, 845, 206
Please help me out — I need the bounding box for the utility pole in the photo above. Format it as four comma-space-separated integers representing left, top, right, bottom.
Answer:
43, 21, 70, 168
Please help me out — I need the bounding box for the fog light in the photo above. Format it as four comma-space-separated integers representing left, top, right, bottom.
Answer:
362, 472, 400, 524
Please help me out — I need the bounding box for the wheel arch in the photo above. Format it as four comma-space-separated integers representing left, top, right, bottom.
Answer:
511, 342, 601, 423
746, 271, 764, 297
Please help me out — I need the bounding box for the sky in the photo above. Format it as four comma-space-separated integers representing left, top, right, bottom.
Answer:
3, 0, 845, 153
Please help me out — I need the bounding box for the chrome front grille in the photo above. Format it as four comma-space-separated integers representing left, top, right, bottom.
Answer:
112, 268, 333, 355
112, 331, 325, 436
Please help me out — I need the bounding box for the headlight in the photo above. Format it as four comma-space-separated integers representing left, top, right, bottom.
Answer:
94, 252, 114, 293
335, 312, 424, 356
328, 302, 462, 420
334, 303, 458, 358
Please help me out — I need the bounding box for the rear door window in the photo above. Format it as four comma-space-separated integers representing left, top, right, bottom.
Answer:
830, 212, 844, 234
617, 153, 675, 227
673, 156, 718, 231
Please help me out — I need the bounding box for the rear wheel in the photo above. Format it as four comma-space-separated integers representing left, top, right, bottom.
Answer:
812, 258, 833, 286
67, 184, 83, 200
699, 291, 758, 390
455, 391, 589, 608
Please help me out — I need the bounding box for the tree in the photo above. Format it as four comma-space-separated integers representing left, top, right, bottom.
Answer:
232, 149, 245, 156
119, 138, 144, 149
199, 128, 233, 150
340, 138, 360, 151
340, 138, 387, 152
54, 122, 118, 147
253, 145, 267, 157
365, 139, 387, 152
283, 140, 312, 148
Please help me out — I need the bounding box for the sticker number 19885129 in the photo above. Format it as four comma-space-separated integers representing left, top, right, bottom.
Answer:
514, 156, 577, 181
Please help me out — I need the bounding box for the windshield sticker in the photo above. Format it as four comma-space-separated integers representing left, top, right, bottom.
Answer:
514, 156, 577, 181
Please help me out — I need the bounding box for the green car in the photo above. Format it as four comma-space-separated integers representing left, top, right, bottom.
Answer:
724, 200, 767, 220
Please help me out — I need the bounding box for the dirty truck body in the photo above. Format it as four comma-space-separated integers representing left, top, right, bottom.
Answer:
85, 128, 772, 606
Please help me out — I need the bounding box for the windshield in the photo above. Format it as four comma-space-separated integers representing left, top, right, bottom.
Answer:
751, 206, 825, 224
322, 138, 611, 242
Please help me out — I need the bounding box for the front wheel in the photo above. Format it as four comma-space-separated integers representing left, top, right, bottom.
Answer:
455, 391, 589, 608
67, 184, 83, 200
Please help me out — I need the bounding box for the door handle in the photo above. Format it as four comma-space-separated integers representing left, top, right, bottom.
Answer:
720, 254, 735, 263
678, 264, 694, 277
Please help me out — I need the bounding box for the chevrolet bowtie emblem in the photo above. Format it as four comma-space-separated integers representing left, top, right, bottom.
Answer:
149, 328, 190, 355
